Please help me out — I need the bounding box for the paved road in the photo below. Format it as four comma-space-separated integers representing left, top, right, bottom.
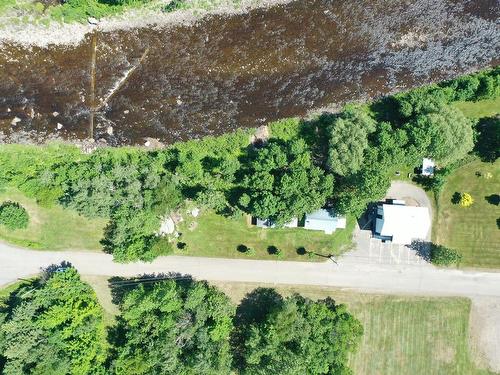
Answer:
2, 242, 500, 298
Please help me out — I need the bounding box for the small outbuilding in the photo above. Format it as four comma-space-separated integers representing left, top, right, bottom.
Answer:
421, 158, 435, 176
304, 209, 346, 235
375, 203, 430, 245
256, 217, 298, 229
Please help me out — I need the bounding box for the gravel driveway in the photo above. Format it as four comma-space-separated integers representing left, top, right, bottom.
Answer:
385, 181, 433, 218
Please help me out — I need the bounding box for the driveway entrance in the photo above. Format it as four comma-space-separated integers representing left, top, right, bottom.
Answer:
342, 181, 433, 266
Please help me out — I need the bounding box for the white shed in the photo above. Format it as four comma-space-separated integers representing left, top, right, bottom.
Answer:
256, 217, 298, 229
422, 158, 435, 176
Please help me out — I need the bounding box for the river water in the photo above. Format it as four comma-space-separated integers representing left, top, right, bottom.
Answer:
0, 0, 498, 145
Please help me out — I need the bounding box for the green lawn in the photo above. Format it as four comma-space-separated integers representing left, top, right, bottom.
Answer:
434, 159, 500, 268
0, 187, 106, 251
454, 97, 500, 118
176, 210, 355, 261
212, 282, 492, 375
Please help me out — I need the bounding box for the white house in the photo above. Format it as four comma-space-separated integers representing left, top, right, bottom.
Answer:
374, 203, 430, 245
304, 209, 346, 235
422, 158, 435, 176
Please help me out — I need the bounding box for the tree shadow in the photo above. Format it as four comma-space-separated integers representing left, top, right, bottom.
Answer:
357, 202, 378, 230
107, 272, 193, 306
408, 240, 431, 262
369, 96, 403, 125
451, 192, 461, 205
234, 287, 283, 324
485, 194, 500, 206
497, 218, 500, 230
474, 117, 500, 162
267, 245, 278, 255
231, 288, 284, 370
40, 261, 73, 282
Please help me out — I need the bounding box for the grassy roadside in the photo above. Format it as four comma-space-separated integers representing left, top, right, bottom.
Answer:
175, 209, 355, 261
0, 187, 106, 251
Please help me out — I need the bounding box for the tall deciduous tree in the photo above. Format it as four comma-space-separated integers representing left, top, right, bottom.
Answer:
327, 106, 377, 176
112, 279, 235, 375
232, 288, 363, 375
0, 267, 107, 375
405, 105, 474, 166
240, 139, 333, 225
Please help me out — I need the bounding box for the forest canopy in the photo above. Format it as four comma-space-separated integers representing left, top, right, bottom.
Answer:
0, 269, 363, 375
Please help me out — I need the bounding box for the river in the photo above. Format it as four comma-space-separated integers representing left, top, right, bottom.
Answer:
0, 0, 498, 145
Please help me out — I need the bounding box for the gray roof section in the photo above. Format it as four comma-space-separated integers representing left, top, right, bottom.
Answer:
304, 209, 339, 234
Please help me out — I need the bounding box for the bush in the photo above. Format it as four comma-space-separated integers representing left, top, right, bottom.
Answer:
430, 244, 462, 266
0, 201, 29, 230
245, 247, 255, 256
459, 193, 474, 207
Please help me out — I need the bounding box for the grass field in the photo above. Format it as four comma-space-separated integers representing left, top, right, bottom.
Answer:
434, 159, 500, 268
0, 187, 106, 251
212, 282, 492, 375
454, 97, 500, 119
176, 210, 355, 261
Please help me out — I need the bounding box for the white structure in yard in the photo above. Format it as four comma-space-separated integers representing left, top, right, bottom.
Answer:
256, 217, 298, 229
375, 203, 430, 245
422, 158, 435, 176
304, 209, 346, 235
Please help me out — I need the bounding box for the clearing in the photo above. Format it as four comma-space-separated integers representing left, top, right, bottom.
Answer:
0, 187, 106, 251
454, 96, 500, 119
175, 210, 355, 261
434, 159, 500, 268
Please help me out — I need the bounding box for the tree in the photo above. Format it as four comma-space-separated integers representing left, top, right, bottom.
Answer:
240, 139, 333, 225
459, 192, 473, 207
430, 244, 462, 266
405, 105, 474, 166
0, 267, 107, 375
327, 106, 377, 176
0, 201, 29, 230
334, 165, 391, 216
112, 279, 235, 375
232, 288, 363, 375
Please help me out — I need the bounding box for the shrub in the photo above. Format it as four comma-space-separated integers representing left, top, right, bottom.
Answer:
430, 244, 462, 266
245, 247, 255, 256
0, 201, 29, 230
459, 193, 474, 207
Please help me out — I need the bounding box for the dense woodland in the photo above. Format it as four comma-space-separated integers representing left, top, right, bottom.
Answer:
0, 267, 363, 374
0, 68, 498, 262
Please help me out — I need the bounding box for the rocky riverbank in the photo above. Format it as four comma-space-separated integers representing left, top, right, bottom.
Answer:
1, 0, 498, 146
